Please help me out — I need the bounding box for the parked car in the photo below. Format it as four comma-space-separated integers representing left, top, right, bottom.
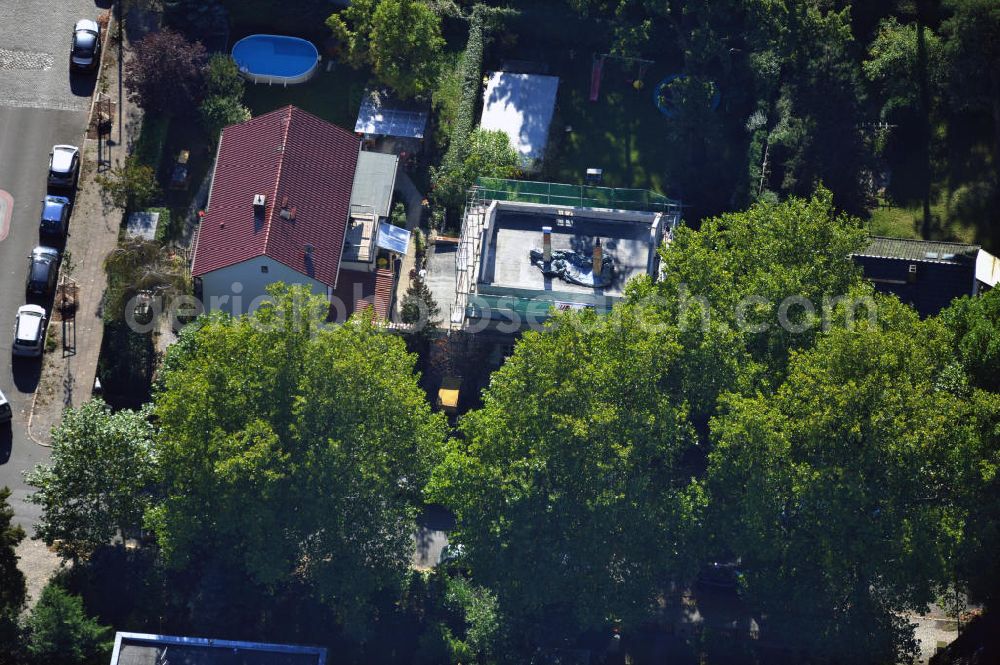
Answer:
12, 305, 47, 357
26, 246, 60, 298
48, 145, 80, 189
39, 195, 71, 238
0, 388, 11, 424
70, 19, 101, 71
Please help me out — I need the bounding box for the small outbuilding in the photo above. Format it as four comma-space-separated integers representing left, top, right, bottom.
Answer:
479, 72, 560, 172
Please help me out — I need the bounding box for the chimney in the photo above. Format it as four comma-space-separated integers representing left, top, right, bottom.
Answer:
304, 243, 314, 257
253, 193, 266, 213
593, 237, 603, 276
542, 226, 552, 262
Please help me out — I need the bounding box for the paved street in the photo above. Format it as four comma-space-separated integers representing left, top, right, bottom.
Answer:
0, 0, 102, 533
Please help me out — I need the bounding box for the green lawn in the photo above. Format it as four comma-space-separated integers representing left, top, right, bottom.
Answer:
868, 190, 977, 244
541, 57, 677, 195
242, 64, 371, 133
222, 0, 331, 41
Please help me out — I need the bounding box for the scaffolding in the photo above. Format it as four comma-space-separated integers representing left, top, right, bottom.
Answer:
473, 177, 681, 215
453, 187, 489, 327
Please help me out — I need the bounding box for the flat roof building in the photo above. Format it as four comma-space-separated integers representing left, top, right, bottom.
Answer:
452, 178, 680, 333
109, 632, 326, 665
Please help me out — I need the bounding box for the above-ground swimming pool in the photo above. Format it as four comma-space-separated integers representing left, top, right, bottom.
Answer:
231, 35, 320, 85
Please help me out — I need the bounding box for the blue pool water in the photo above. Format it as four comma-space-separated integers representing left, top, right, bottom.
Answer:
231, 35, 319, 80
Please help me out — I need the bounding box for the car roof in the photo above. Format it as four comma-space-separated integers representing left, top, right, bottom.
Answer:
74, 19, 99, 33
51, 145, 78, 171
16, 306, 45, 339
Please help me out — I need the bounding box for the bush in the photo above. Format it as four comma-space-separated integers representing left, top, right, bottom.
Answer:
95, 156, 161, 212
204, 53, 245, 100
199, 95, 251, 146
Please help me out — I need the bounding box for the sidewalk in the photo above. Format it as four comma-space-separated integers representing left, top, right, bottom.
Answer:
28, 24, 142, 445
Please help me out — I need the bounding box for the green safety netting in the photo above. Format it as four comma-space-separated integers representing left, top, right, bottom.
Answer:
473, 178, 679, 213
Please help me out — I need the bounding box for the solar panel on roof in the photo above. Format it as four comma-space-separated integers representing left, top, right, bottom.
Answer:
376, 222, 411, 254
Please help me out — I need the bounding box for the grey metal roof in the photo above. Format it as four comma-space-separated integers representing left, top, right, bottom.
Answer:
854, 236, 980, 264
349, 150, 398, 220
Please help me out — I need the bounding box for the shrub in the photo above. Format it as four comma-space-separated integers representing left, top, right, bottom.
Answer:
95, 156, 161, 211
25, 583, 111, 665
204, 53, 245, 100
133, 113, 170, 173
199, 95, 251, 146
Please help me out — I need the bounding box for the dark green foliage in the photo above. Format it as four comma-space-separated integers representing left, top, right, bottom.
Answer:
132, 114, 170, 175
162, 0, 229, 44
199, 95, 250, 146
25, 400, 156, 560
0, 487, 25, 665
25, 583, 111, 665
204, 54, 245, 100
400, 276, 440, 327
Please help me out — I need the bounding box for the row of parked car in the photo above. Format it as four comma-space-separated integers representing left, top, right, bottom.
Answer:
12, 145, 82, 359
0, 20, 102, 421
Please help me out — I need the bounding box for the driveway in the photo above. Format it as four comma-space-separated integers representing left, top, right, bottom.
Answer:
0, 0, 102, 533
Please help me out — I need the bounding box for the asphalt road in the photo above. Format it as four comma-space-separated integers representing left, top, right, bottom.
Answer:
0, 0, 102, 530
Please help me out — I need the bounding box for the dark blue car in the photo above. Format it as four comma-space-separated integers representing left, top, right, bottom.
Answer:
40, 195, 71, 238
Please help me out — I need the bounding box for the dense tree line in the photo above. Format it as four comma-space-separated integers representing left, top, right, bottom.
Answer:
6, 190, 996, 663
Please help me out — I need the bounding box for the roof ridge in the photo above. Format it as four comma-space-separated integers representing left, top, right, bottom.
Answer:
868, 235, 980, 249
262, 106, 294, 258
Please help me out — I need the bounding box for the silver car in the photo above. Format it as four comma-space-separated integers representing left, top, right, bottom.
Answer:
71, 19, 101, 71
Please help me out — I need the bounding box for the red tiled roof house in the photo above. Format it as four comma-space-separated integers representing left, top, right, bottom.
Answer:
191, 105, 399, 319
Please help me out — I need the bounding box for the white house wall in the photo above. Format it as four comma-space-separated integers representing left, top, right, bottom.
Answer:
199, 256, 327, 316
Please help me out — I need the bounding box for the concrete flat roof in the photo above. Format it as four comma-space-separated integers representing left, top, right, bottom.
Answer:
480, 211, 654, 297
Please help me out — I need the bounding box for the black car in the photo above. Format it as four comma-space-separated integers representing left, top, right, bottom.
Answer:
70, 19, 101, 71
26, 246, 60, 298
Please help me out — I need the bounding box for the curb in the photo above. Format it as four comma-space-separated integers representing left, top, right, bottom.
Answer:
25, 385, 50, 447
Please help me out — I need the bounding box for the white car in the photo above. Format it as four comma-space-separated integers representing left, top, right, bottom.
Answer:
12, 305, 47, 358
0, 388, 11, 424
48, 144, 80, 189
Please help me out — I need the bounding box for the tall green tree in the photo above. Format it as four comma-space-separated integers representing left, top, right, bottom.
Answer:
24, 583, 110, 665
0, 487, 26, 665
635, 188, 869, 397
147, 285, 448, 625
940, 289, 1000, 608
327, 0, 445, 99
706, 297, 986, 663
430, 306, 705, 644
941, 0, 1000, 171
25, 400, 157, 560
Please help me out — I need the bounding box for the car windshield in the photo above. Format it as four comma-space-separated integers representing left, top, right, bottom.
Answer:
42, 201, 64, 221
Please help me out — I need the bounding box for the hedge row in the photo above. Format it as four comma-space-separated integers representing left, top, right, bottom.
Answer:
431, 10, 487, 211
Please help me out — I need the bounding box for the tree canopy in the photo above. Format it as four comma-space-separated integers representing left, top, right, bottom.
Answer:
26, 400, 156, 560
706, 297, 987, 663
430, 306, 704, 638
24, 583, 110, 665
327, 0, 445, 99
146, 285, 448, 623
123, 30, 207, 115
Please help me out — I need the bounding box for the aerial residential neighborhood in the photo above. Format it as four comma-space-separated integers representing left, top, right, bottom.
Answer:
0, 1, 999, 664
